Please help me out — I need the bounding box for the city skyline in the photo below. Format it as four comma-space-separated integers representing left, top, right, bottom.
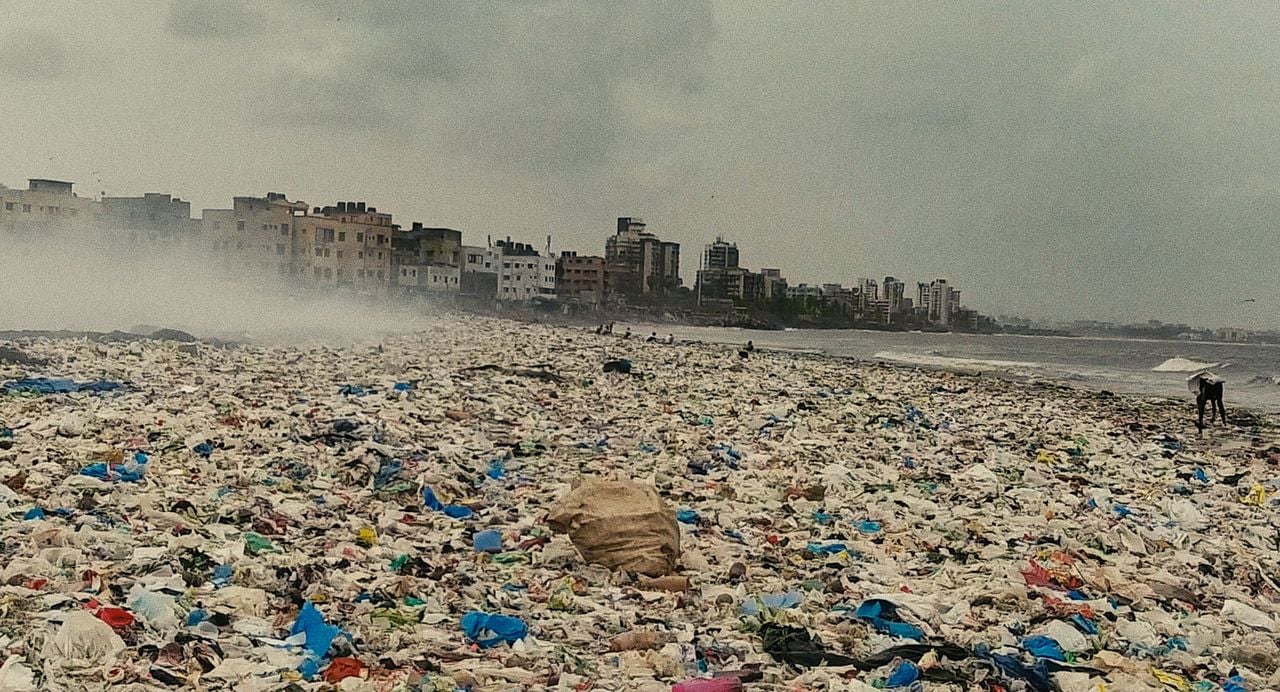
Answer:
3, 2, 1279, 327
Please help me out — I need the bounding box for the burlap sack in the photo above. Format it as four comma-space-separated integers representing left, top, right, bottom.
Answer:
546, 478, 681, 576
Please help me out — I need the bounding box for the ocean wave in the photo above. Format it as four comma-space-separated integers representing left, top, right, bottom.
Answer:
1245, 374, 1280, 387
1152, 357, 1220, 372
873, 351, 1043, 370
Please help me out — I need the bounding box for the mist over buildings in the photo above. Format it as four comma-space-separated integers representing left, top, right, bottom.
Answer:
0, 219, 436, 341
2, 2, 1280, 327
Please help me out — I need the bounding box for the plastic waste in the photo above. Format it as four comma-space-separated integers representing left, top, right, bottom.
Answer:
1022, 635, 1068, 661
886, 660, 921, 687
854, 599, 925, 640
1, 322, 1278, 690
460, 611, 528, 648
473, 529, 503, 553
672, 677, 744, 692
291, 601, 344, 660
2, 378, 123, 394
422, 486, 474, 519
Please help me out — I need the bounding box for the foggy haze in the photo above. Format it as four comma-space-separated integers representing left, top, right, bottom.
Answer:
2, 2, 1279, 328
0, 226, 436, 341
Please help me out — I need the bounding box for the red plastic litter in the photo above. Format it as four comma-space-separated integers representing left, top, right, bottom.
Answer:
323, 657, 365, 684
96, 607, 135, 629
1021, 559, 1062, 590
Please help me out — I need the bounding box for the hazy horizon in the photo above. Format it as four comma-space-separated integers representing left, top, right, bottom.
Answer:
3, 2, 1278, 328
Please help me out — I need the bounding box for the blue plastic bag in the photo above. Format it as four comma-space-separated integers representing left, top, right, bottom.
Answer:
3, 378, 122, 394
1021, 635, 1067, 661
486, 459, 506, 480
291, 601, 343, 660
473, 530, 503, 553
856, 519, 882, 533
676, 509, 701, 525
460, 611, 528, 648
854, 599, 924, 640
886, 660, 921, 687
423, 486, 474, 519
80, 462, 146, 483
806, 542, 848, 556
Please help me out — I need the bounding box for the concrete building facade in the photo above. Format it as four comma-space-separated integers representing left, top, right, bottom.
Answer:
101, 193, 197, 241
0, 179, 100, 233
297, 201, 394, 291
556, 252, 606, 306
392, 225, 462, 295
496, 239, 556, 301
604, 217, 681, 295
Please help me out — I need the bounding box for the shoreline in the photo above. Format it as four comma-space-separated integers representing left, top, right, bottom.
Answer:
601, 319, 1280, 422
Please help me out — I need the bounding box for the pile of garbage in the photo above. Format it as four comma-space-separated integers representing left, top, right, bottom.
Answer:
0, 318, 1277, 690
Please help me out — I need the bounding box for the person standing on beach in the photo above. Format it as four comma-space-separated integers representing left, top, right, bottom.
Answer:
1188, 371, 1226, 431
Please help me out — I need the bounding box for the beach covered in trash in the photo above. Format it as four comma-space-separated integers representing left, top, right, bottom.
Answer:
1, 317, 1278, 691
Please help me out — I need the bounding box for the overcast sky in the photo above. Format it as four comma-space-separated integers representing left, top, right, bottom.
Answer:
3, 1, 1278, 327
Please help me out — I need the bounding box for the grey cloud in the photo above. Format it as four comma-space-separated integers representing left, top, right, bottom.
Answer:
0, 30, 69, 80
167, 0, 266, 39
236, 1, 715, 172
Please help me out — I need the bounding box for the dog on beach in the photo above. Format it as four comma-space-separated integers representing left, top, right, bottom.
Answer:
1188, 371, 1226, 430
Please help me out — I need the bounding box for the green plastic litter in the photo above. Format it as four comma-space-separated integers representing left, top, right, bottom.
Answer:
243, 532, 277, 555
390, 554, 408, 572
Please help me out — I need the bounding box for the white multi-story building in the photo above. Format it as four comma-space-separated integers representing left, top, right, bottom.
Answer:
495, 239, 557, 301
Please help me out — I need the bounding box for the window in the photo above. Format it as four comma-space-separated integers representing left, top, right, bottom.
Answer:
325, 248, 332, 257
376, 270, 384, 280
503, 262, 510, 269
502, 275, 509, 281
324, 268, 332, 279
314, 248, 322, 257
280, 228, 289, 236
276, 244, 286, 255
3, 202, 12, 211
262, 224, 269, 230
377, 252, 382, 260
356, 233, 364, 242
237, 220, 245, 230
400, 268, 406, 276
358, 251, 363, 259
338, 232, 345, 242
48, 206, 59, 214
336, 251, 343, 259
22, 204, 31, 213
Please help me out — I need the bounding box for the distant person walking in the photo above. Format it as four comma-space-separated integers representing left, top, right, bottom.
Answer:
645, 332, 657, 343
1188, 371, 1226, 431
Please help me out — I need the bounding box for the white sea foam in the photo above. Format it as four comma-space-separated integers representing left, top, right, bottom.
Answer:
1152, 357, 1220, 372
873, 351, 1042, 370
